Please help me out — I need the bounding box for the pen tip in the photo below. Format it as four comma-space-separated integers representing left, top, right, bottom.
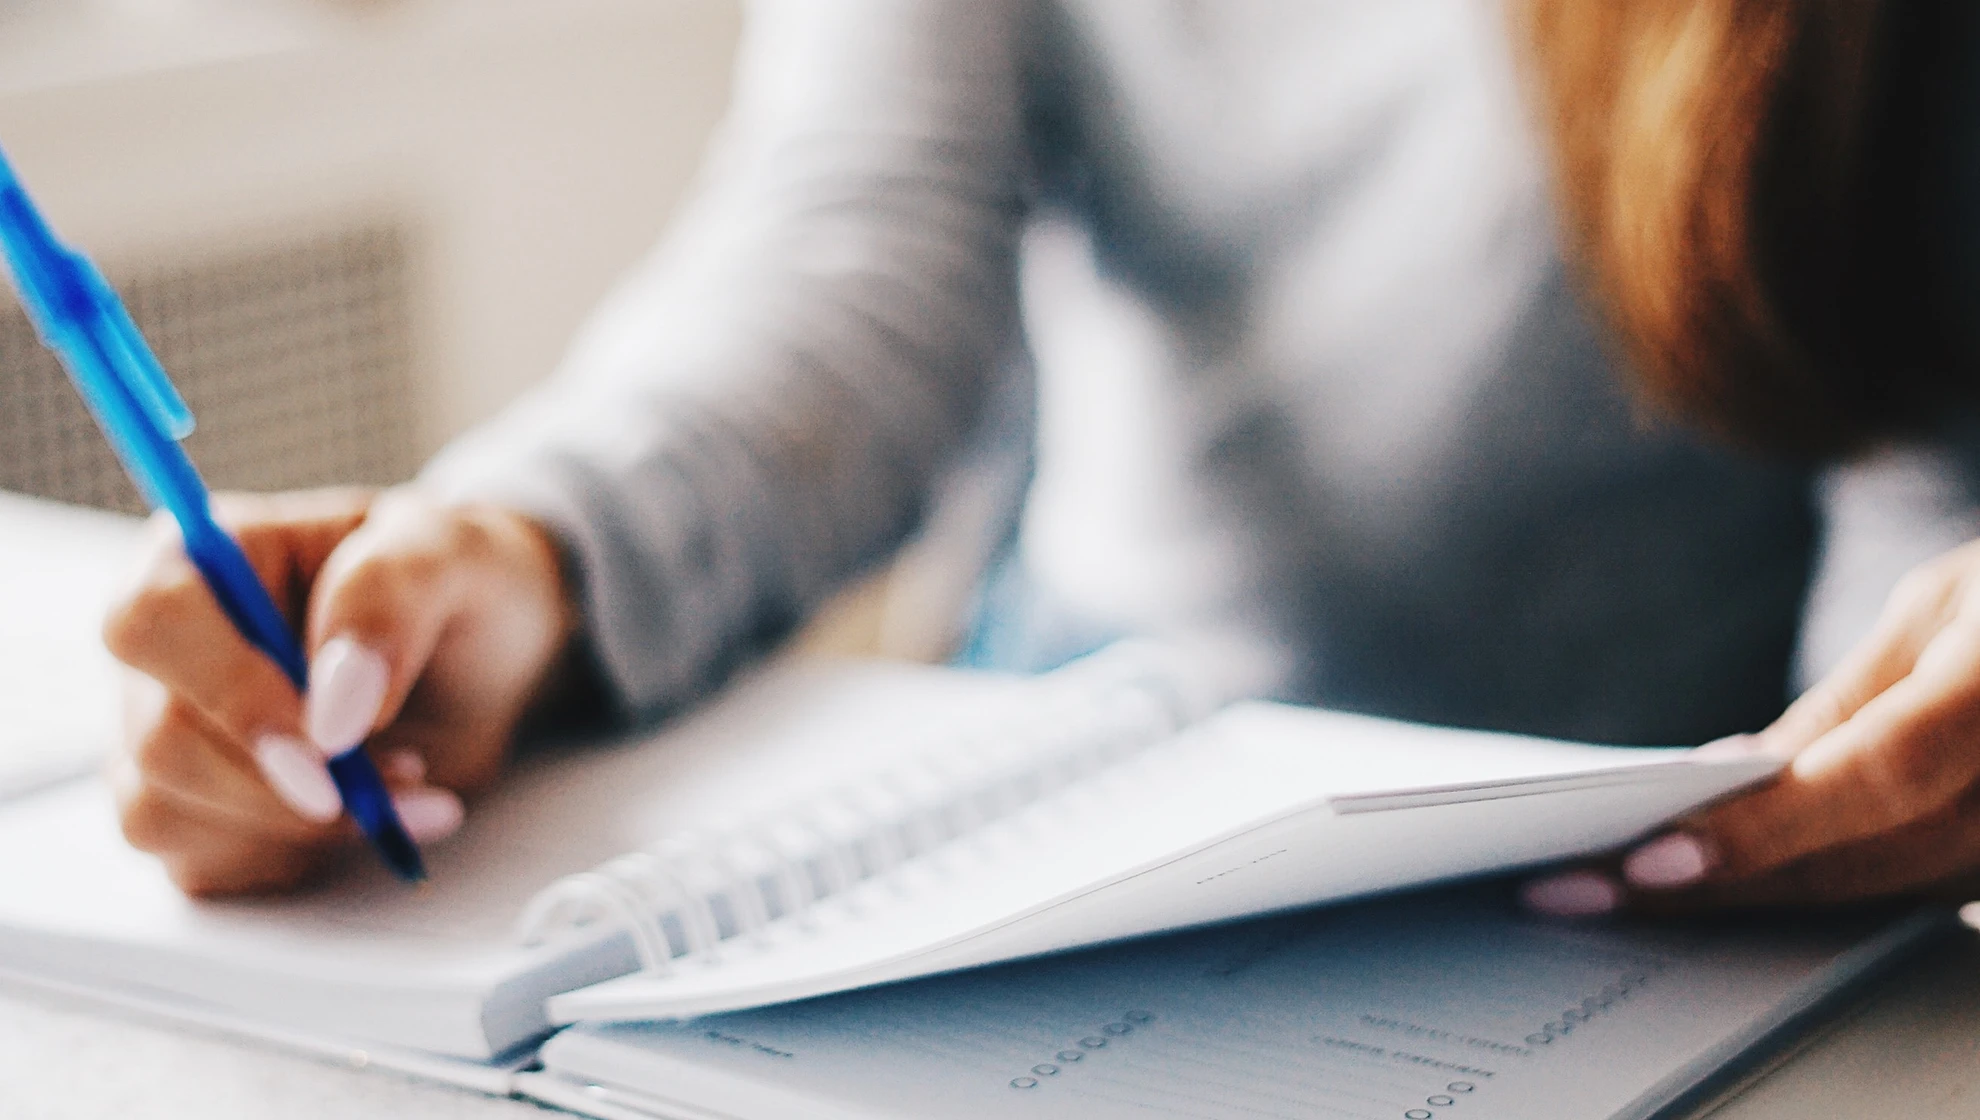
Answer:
371, 822, 428, 885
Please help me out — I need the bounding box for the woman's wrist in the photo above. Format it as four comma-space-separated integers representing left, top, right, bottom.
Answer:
484, 504, 619, 740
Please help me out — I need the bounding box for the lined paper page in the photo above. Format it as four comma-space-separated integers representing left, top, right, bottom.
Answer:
539, 888, 1925, 1120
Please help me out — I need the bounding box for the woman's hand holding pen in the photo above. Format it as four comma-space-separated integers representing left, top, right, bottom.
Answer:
1525, 539, 1980, 916
102, 487, 577, 897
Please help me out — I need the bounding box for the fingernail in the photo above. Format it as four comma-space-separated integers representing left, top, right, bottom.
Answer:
254, 735, 343, 823
393, 788, 463, 843
307, 637, 389, 756
1519, 870, 1622, 918
1623, 832, 1712, 889
383, 750, 427, 784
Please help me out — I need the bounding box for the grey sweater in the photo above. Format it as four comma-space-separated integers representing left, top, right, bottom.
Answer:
424, 0, 1980, 745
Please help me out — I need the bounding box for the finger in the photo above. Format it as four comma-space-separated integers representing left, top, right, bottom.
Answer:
355, 743, 471, 835
132, 697, 347, 834
103, 530, 305, 751
111, 716, 344, 894
1793, 593, 1980, 786
312, 734, 464, 843
1756, 783, 1980, 904
387, 786, 467, 844
1635, 792, 1980, 911
114, 715, 461, 892
117, 784, 324, 897
366, 698, 532, 795
299, 491, 478, 757
1622, 561, 1980, 891
116, 668, 343, 829
1758, 567, 1953, 755
135, 674, 465, 845
1641, 610, 1980, 886
1520, 868, 1625, 919
104, 491, 380, 785
207, 488, 376, 607
380, 749, 427, 785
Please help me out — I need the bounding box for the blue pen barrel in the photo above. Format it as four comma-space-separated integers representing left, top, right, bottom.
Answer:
21, 278, 201, 510
50, 320, 315, 682
30, 253, 310, 688
0, 184, 74, 320
326, 750, 425, 876
4, 214, 307, 686
179, 521, 312, 691
181, 514, 424, 880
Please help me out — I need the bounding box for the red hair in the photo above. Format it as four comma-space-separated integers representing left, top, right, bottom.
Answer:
1518, 0, 1970, 455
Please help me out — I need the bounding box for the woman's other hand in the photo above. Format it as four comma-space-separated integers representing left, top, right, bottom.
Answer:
1525, 538, 1980, 916
102, 487, 577, 896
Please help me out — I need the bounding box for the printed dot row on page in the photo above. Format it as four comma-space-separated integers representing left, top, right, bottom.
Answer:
1007, 1010, 1156, 1089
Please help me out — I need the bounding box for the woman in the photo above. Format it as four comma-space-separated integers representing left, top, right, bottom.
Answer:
103, 0, 1980, 912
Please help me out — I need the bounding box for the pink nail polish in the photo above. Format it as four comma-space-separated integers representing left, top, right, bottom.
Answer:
1519, 870, 1621, 918
306, 638, 390, 756
1623, 832, 1711, 889
393, 788, 463, 843
254, 735, 343, 823
383, 750, 427, 784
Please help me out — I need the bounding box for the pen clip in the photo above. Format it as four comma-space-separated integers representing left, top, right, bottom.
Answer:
0, 144, 194, 443
77, 260, 195, 442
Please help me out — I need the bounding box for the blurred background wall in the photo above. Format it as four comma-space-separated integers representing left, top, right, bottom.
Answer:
0, 0, 742, 510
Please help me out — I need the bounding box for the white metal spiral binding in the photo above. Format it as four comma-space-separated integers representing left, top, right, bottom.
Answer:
512, 641, 1219, 975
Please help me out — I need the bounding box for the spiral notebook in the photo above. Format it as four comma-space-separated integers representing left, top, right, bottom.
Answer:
0, 644, 1777, 1072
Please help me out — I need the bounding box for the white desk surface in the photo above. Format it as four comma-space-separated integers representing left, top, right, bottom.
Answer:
0, 929, 1975, 1119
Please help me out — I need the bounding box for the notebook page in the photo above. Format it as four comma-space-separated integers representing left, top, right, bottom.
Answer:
0, 659, 1036, 1058
0, 493, 140, 801
549, 705, 1774, 1021
536, 888, 1939, 1120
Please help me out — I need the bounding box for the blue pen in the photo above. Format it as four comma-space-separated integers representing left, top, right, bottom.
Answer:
0, 144, 425, 883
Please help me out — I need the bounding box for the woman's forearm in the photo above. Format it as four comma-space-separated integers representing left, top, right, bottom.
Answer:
421, 0, 1033, 719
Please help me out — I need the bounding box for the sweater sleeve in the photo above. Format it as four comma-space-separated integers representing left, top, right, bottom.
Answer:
419, 0, 1032, 718
1792, 444, 1980, 694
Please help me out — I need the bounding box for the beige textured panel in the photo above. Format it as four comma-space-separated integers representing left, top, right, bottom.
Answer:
0, 222, 416, 512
